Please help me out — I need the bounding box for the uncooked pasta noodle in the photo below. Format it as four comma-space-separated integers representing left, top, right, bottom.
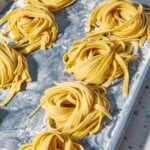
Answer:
88, 0, 150, 47
0, 4, 58, 55
19, 130, 84, 150
63, 36, 137, 96
27, 0, 76, 12
0, 42, 31, 106
40, 81, 112, 141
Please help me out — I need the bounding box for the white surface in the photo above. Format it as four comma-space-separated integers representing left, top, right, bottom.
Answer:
119, 76, 150, 150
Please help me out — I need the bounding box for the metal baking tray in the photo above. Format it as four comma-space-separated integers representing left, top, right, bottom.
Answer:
0, 0, 150, 150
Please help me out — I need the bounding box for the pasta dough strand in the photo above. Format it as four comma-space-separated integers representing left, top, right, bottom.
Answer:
27, 0, 76, 12
87, 0, 150, 47
40, 81, 112, 140
0, 4, 58, 55
63, 36, 137, 96
0, 42, 31, 106
19, 131, 84, 150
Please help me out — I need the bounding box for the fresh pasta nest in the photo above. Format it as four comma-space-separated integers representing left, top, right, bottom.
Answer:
40, 81, 112, 140
88, 0, 150, 46
0, 42, 31, 106
63, 36, 137, 96
27, 0, 76, 12
0, 4, 58, 55
19, 130, 84, 150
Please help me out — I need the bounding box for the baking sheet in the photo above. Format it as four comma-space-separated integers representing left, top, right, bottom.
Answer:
0, 0, 150, 150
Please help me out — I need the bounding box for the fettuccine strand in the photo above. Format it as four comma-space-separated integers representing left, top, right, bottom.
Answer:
40, 81, 112, 141
63, 36, 137, 96
0, 42, 31, 106
27, 0, 76, 12
19, 130, 84, 150
88, 0, 150, 47
0, 4, 58, 54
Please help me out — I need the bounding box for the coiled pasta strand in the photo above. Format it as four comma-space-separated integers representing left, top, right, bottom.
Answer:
0, 4, 58, 55
19, 130, 84, 150
40, 81, 112, 141
88, 0, 150, 47
0, 42, 31, 106
27, 0, 76, 12
63, 36, 137, 96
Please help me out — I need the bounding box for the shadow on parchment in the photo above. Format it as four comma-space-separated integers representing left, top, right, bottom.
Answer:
26, 55, 38, 82
0, 108, 9, 124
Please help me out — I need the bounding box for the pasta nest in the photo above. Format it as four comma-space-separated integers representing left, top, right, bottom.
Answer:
40, 81, 112, 141
0, 4, 58, 55
27, 0, 76, 12
0, 42, 31, 106
88, 0, 150, 47
19, 131, 84, 150
63, 36, 137, 96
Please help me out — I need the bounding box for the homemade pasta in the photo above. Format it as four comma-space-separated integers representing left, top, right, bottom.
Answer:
0, 42, 31, 106
19, 131, 84, 150
88, 0, 150, 47
63, 36, 137, 96
0, 4, 58, 55
40, 81, 112, 140
27, 0, 76, 12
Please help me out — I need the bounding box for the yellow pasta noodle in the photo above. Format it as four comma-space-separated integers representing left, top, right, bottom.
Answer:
40, 81, 112, 141
27, 0, 76, 12
0, 42, 31, 106
19, 130, 84, 150
0, 4, 58, 55
88, 0, 150, 47
63, 36, 137, 96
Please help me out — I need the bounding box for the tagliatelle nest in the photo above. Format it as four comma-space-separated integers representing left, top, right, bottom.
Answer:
63, 36, 137, 96
27, 0, 76, 12
88, 0, 150, 47
40, 81, 112, 141
0, 42, 31, 106
0, 4, 58, 55
19, 130, 84, 150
